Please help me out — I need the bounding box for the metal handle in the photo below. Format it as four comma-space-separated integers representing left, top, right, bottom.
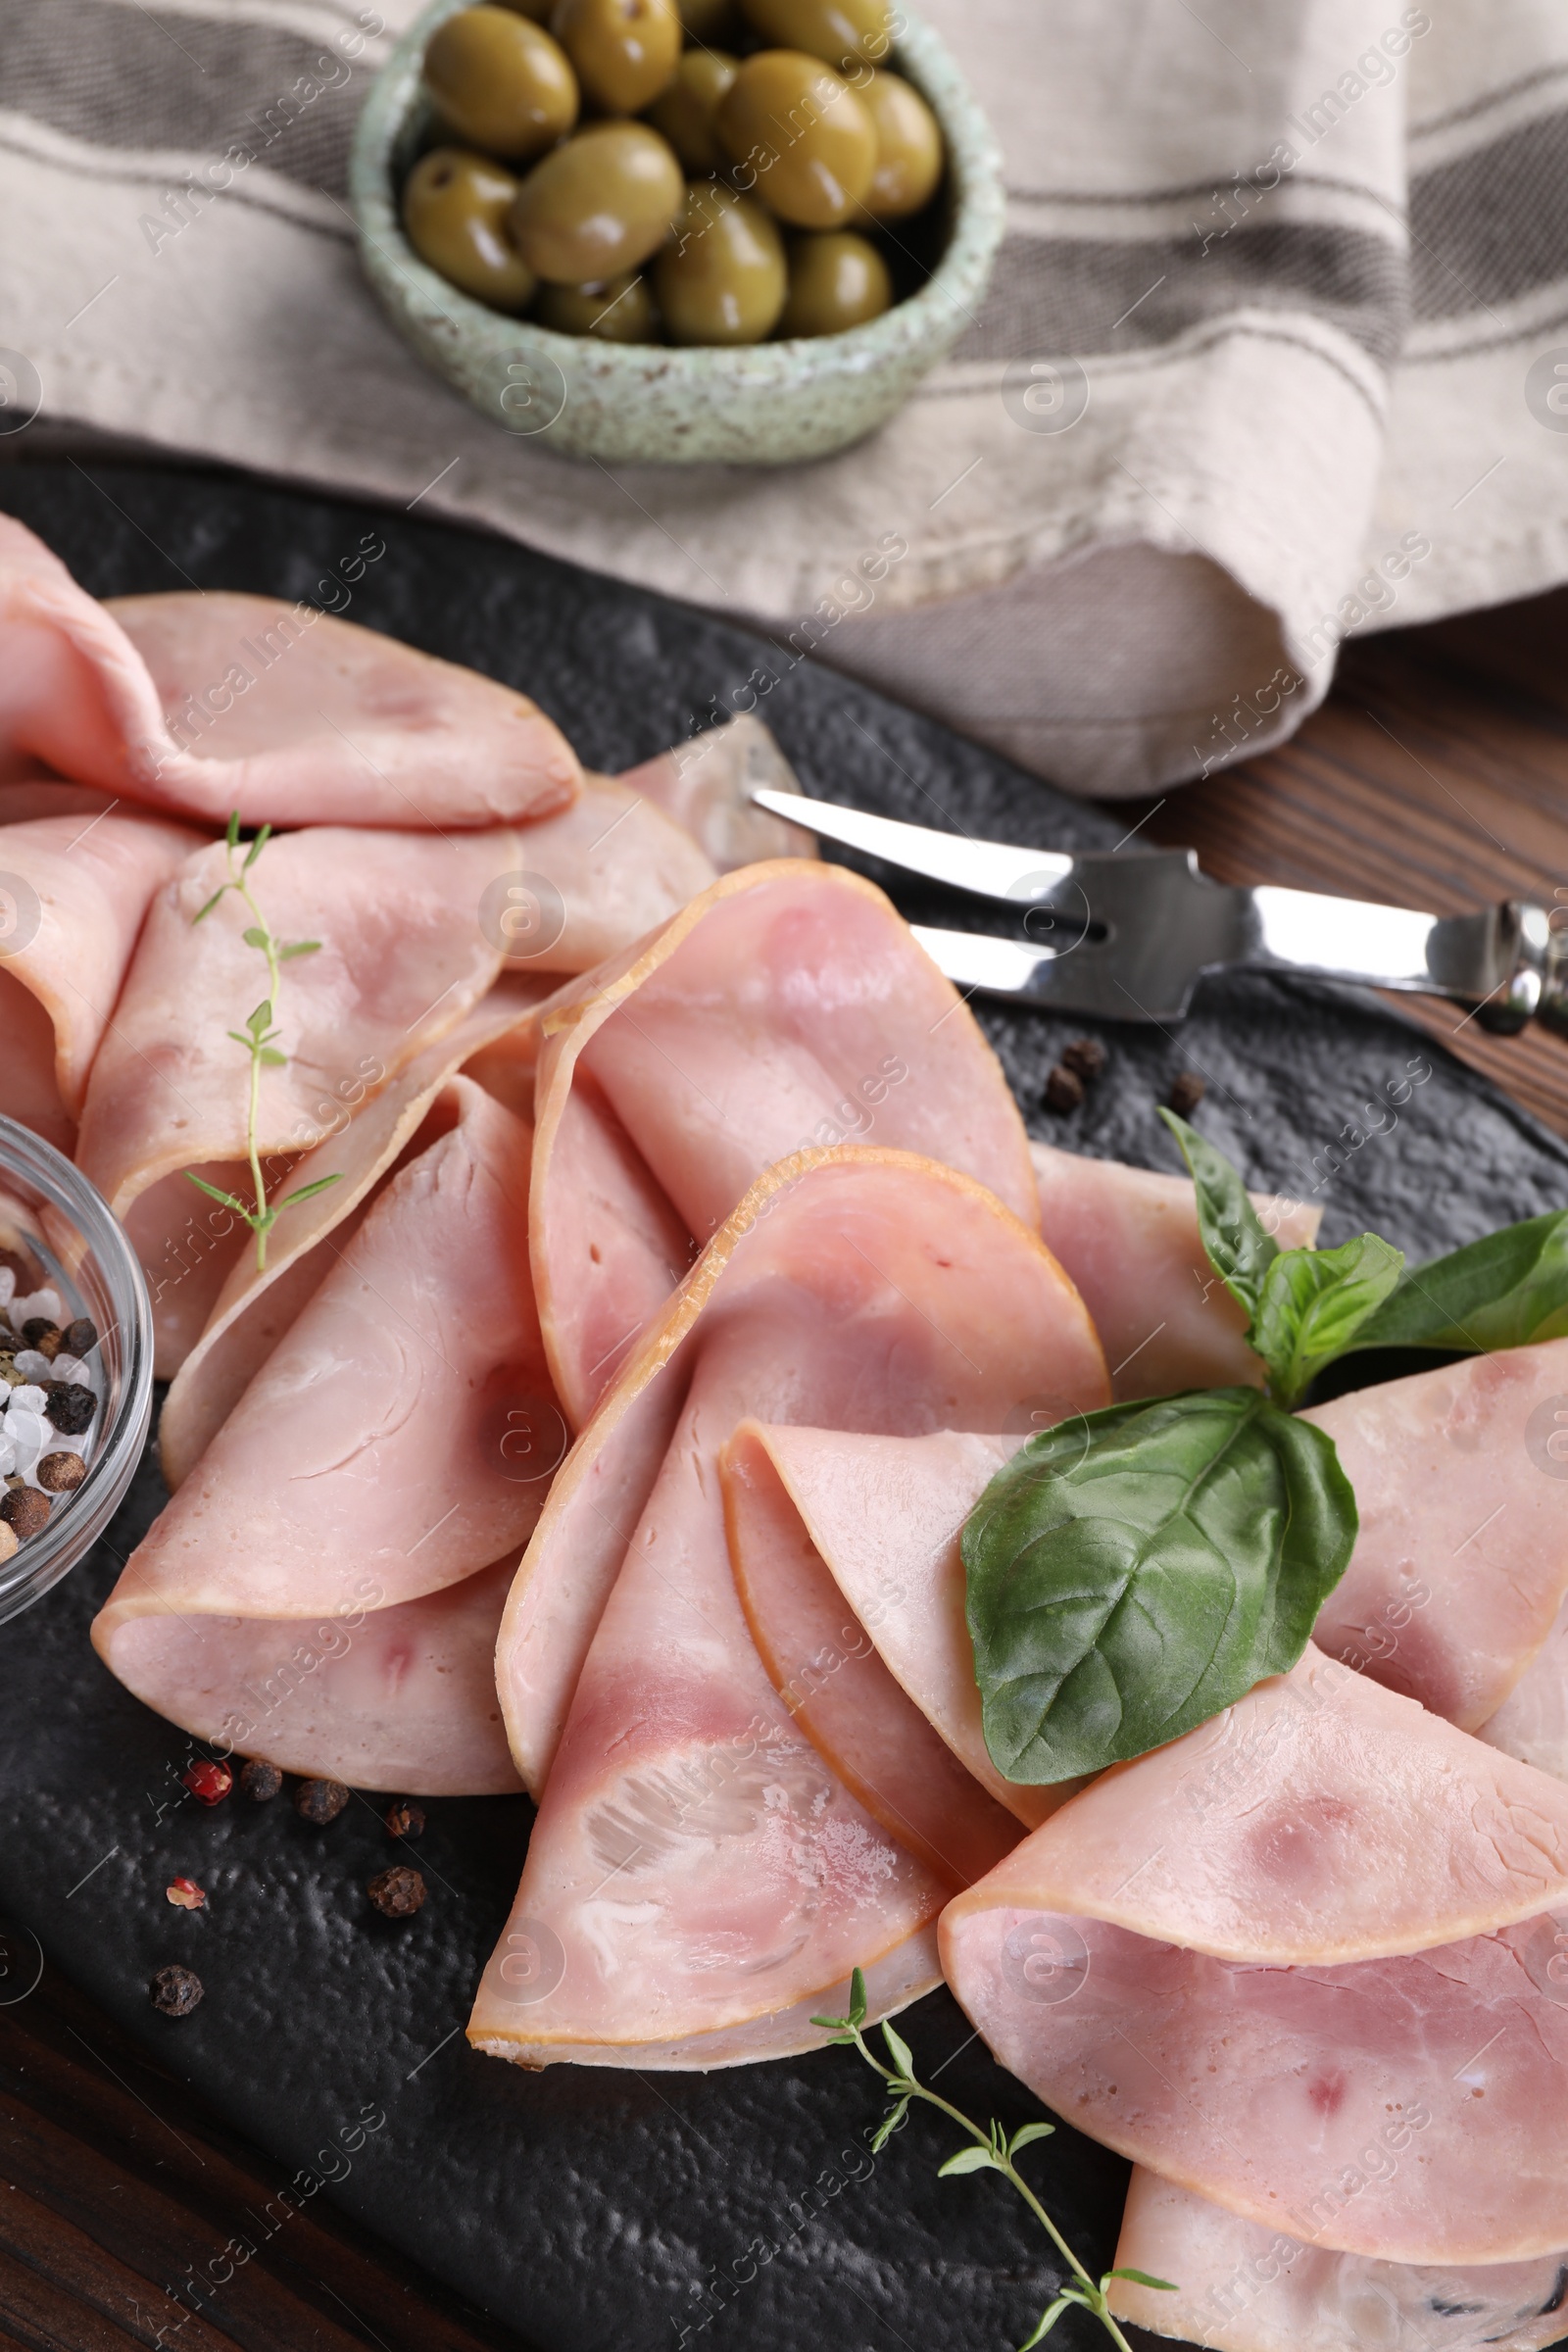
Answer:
1476, 904, 1568, 1035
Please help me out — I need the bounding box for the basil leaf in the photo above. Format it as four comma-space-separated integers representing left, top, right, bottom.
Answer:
963, 1390, 1356, 1783
1250, 1232, 1404, 1406
1159, 1108, 1278, 1318
1349, 1209, 1568, 1354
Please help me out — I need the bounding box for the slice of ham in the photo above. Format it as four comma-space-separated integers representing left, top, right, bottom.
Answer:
0, 808, 204, 1150
74, 824, 520, 1217
941, 1647, 1568, 2262
1107, 2170, 1568, 2352
722, 1424, 1024, 1888
473, 1151, 1108, 2068
94, 1078, 565, 1779
157, 977, 555, 1485
0, 514, 580, 827
501, 1147, 1107, 1797
613, 714, 818, 872
496, 773, 716, 971
1307, 1341, 1568, 1733
722, 1422, 1064, 1832
1482, 1586, 1568, 1783
531, 860, 1039, 1421
1030, 1143, 1321, 1398
107, 1559, 524, 1796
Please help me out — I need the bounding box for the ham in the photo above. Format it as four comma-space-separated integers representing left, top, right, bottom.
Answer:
1307, 1342, 1568, 1733
493, 773, 716, 971
156, 977, 556, 1485
530, 860, 1040, 1421
0, 514, 580, 827
613, 714, 818, 872
1482, 1586, 1568, 1783
721, 1422, 1063, 1832
1107, 2170, 1568, 2352
0, 807, 203, 1151
472, 1149, 1107, 2068
941, 1647, 1568, 2262
74, 824, 520, 1218
93, 1078, 564, 1786
1030, 1143, 1320, 1398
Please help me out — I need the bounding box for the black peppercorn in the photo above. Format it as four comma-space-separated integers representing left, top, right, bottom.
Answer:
1167, 1071, 1206, 1115
44, 1382, 96, 1436
385, 1800, 425, 1839
0, 1488, 50, 1540
240, 1758, 283, 1801
294, 1777, 350, 1825
1059, 1038, 1106, 1083
63, 1317, 99, 1358
150, 1963, 204, 2017
1044, 1064, 1084, 1115
21, 1318, 61, 1359
368, 1865, 426, 1918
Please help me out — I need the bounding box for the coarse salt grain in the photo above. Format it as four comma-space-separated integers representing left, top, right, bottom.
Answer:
8, 1387, 47, 1416
13, 1349, 51, 1381
9, 1290, 62, 1331
52, 1355, 88, 1384
0, 1271, 14, 1309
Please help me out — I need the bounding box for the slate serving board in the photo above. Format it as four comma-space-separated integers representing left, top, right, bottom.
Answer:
3, 462, 1567, 2352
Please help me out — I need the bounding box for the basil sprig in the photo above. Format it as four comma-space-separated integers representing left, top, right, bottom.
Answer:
965, 1108, 1568, 1788
964, 1391, 1354, 1784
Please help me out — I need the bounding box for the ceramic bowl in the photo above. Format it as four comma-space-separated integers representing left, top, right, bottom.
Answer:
0, 1118, 152, 1626
350, 0, 1004, 466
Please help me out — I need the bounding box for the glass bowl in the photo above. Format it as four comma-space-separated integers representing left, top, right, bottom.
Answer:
0, 1115, 153, 1625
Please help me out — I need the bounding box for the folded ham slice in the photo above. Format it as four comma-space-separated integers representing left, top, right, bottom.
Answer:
941, 1646, 1568, 2263
1483, 1588, 1568, 1782
472, 1150, 1108, 2067
530, 860, 1040, 1422
0, 807, 203, 1152
156, 977, 556, 1486
1307, 1342, 1568, 1734
613, 714, 818, 872
93, 1077, 564, 1787
1030, 1144, 1321, 1398
1108, 2170, 1568, 2352
74, 824, 519, 1221
722, 1422, 1062, 1833
497, 773, 715, 971
0, 515, 580, 827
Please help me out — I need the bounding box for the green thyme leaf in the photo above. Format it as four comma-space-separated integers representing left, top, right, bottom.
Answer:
1017, 2296, 1076, 2348
1104, 2270, 1177, 2292
225, 809, 241, 852
1007, 2123, 1055, 2157
183, 1175, 250, 1217
1250, 1231, 1404, 1405
880, 2019, 915, 2082
279, 939, 322, 959
242, 926, 269, 951
1159, 1107, 1278, 1319
964, 1390, 1356, 1783
280, 1175, 345, 1207
242, 822, 271, 870
192, 885, 229, 925
937, 2146, 1000, 2179
258, 1047, 288, 1067
1349, 1209, 1568, 1354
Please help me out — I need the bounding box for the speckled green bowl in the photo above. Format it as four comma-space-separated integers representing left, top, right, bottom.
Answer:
350, 0, 1004, 465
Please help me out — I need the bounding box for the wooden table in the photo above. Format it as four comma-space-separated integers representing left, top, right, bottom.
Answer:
4, 580, 1567, 2352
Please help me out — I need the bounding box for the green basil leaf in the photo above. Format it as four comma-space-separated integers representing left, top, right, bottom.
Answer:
963, 1390, 1356, 1783
1349, 1209, 1568, 1354
1159, 1108, 1278, 1319
1250, 1232, 1404, 1405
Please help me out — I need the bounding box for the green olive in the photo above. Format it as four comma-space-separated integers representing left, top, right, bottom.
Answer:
644, 51, 738, 173
717, 49, 876, 228
678, 0, 737, 34
402, 148, 539, 312
778, 228, 889, 335
535, 270, 657, 338
737, 0, 891, 69
550, 0, 681, 114
653, 181, 786, 343
423, 7, 579, 160
860, 69, 941, 217
510, 121, 684, 280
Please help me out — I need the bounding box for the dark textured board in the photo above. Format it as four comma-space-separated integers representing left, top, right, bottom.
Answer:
2, 462, 1567, 2352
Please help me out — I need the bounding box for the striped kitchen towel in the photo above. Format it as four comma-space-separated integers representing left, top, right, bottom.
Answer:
1, 0, 1565, 796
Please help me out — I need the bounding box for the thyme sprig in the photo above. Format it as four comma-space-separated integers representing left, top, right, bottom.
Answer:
813, 1971, 1172, 2350
185, 812, 341, 1272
